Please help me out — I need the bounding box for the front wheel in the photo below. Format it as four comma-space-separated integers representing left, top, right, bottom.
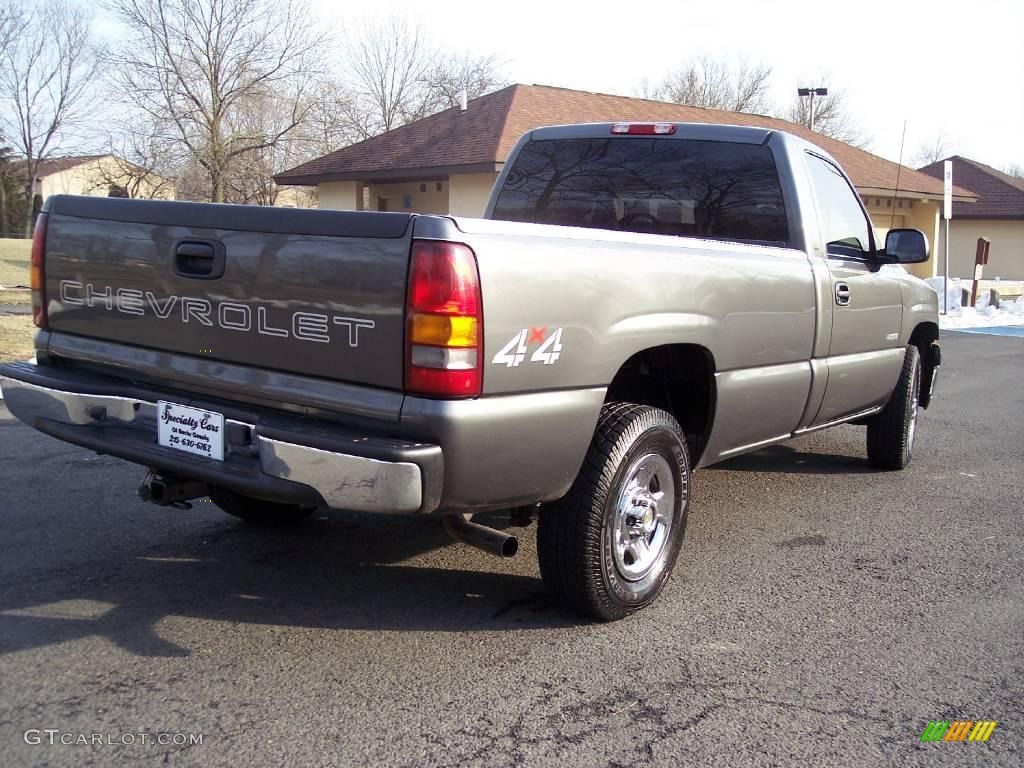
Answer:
538, 403, 690, 621
866, 345, 922, 470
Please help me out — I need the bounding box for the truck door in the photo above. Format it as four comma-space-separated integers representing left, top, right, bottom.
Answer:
804, 152, 904, 425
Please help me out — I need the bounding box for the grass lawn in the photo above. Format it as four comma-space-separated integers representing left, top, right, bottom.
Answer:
0, 239, 36, 361
0, 238, 31, 287
0, 238, 32, 307
0, 315, 35, 362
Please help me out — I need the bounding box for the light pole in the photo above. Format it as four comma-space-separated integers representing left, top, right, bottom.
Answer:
797, 87, 828, 132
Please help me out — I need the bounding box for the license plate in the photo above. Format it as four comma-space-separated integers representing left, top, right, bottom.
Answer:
157, 401, 225, 461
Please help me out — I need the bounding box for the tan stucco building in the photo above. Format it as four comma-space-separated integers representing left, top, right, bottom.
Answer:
33, 154, 175, 202
919, 156, 1024, 281
272, 185, 318, 209
277, 84, 975, 280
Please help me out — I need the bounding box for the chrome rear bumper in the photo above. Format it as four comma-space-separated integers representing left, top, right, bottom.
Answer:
0, 371, 436, 514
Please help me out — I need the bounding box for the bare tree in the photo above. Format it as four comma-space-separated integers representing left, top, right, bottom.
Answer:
1, 2, 25, 235
912, 129, 956, 167
0, 0, 97, 233
169, 157, 211, 202
785, 87, 867, 147
0, 0, 21, 58
0, 142, 13, 237
105, 0, 328, 203
1003, 162, 1024, 180
222, 91, 313, 205
343, 16, 437, 138
642, 56, 773, 114
344, 16, 507, 140
300, 80, 363, 156
82, 126, 178, 199
425, 52, 509, 111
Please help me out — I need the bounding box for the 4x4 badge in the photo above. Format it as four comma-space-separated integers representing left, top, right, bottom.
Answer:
492, 327, 564, 367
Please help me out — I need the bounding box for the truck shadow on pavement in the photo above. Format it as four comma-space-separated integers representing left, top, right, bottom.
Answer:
0, 508, 571, 659
710, 442, 876, 475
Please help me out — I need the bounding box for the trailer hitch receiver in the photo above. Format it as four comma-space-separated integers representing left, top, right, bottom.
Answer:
138, 471, 211, 509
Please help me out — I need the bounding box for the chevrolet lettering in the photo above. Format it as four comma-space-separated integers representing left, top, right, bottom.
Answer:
57, 280, 375, 346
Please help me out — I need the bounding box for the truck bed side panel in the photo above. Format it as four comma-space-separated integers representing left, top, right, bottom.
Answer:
447, 218, 816, 392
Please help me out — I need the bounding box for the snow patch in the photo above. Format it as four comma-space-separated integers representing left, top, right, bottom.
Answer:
924, 277, 963, 313
924, 277, 1024, 329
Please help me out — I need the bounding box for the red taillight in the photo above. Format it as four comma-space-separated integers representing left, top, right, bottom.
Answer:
30, 212, 48, 329
610, 123, 677, 135
406, 241, 483, 398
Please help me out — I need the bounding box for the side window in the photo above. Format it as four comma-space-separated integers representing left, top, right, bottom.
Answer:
804, 153, 872, 258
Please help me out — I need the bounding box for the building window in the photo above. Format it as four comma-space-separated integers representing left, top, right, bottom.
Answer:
436, 181, 443, 192
420, 183, 427, 193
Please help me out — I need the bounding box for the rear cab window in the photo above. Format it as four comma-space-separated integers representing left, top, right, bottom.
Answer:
491, 137, 790, 246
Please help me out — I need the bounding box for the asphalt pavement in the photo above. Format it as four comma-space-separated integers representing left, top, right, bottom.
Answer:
0, 331, 1021, 767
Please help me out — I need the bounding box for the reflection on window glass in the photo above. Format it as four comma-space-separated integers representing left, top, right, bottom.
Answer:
804, 153, 871, 257
492, 138, 790, 246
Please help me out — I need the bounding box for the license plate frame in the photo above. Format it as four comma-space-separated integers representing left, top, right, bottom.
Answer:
156, 401, 225, 461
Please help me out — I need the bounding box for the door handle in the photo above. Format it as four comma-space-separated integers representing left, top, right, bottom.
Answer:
835, 282, 851, 306
173, 239, 225, 279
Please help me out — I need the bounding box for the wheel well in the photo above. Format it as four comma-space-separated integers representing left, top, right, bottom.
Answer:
909, 322, 939, 409
605, 344, 716, 465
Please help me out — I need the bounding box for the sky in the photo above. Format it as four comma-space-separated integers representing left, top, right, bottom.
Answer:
316, 0, 1024, 172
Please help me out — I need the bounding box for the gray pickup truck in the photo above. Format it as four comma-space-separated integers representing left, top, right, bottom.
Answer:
0, 122, 940, 620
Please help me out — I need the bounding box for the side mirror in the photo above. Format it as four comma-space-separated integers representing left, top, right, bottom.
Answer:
883, 228, 929, 264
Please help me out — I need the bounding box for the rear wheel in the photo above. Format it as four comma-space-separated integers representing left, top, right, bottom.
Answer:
866, 345, 921, 470
538, 403, 690, 621
210, 486, 315, 526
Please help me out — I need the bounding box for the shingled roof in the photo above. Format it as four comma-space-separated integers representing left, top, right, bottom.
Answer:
7, 155, 111, 182
276, 84, 974, 200
918, 156, 1024, 219
32, 154, 109, 178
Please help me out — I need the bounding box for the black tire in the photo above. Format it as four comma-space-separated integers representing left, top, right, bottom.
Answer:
537, 403, 690, 621
209, 486, 315, 526
866, 345, 922, 470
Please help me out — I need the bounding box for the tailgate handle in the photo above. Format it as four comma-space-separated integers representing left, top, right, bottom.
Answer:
173, 239, 225, 279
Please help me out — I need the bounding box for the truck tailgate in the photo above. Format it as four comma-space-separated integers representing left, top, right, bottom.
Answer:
42, 196, 413, 390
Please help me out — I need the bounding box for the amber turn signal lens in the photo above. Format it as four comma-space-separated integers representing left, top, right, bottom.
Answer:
410, 312, 478, 347
30, 212, 49, 329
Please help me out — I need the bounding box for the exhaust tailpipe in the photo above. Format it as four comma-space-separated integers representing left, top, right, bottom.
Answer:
443, 514, 519, 558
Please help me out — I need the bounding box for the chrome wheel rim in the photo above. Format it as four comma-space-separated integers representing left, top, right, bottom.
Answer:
908, 367, 920, 452
611, 453, 674, 582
